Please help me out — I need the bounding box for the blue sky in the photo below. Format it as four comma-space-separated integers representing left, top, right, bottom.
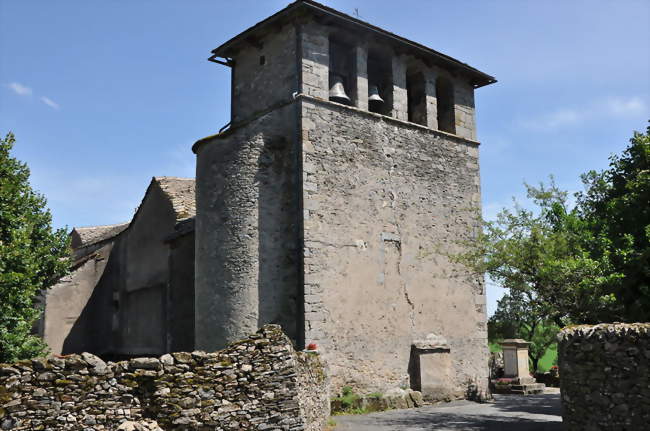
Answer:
1, 1, 648, 315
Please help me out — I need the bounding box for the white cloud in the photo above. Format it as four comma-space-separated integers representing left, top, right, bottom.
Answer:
521, 96, 648, 131
7, 82, 32, 96
6, 83, 63, 111
541, 108, 581, 128
40, 96, 60, 110
606, 96, 647, 116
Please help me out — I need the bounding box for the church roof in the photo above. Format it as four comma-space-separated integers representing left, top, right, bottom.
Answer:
210, 0, 496, 88
70, 177, 195, 251
71, 223, 129, 249
153, 177, 196, 220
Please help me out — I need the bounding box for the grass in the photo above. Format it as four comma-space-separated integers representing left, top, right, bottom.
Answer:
331, 386, 388, 416
489, 342, 502, 353
536, 344, 558, 372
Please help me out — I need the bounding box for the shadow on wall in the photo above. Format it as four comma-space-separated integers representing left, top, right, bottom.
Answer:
408, 345, 421, 392
256, 133, 302, 348
61, 245, 118, 356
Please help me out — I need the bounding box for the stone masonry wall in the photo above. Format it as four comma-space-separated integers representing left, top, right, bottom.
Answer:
300, 96, 488, 397
194, 103, 301, 351
558, 323, 650, 430
0, 325, 329, 431
231, 22, 297, 123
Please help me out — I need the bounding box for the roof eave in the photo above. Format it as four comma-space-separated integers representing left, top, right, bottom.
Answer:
210, 0, 496, 88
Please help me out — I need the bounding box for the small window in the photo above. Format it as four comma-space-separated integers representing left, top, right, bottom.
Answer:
436, 77, 455, 134
259, 55, 266, 65
407, 70, 426, 126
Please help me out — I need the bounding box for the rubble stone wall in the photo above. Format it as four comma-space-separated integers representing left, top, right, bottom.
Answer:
558, 323, 650, 430
0, 325, 329, 431
194, 103, 302, 351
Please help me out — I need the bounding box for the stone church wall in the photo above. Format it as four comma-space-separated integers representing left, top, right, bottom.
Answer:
0, 325, 329, 431
300, 96, 488, 398
195, 103, 303, 351
42, 242, 115, 356
231, 22, 297, 123
558, 323, 650, 430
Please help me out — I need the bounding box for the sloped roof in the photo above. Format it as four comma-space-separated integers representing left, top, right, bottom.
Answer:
153, 177, 196, 220
69, 177, 195, 252
211, 0, 496, 88
71, 223, 129, 249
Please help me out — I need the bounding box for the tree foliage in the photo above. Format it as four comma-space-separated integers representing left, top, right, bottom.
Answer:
0, 132, 70, 362
577, 125, 650, 322
459, 179, 616, 326
457, 124, 650, 326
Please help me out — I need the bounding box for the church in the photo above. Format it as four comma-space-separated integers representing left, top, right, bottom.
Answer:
40, 0, 495, 401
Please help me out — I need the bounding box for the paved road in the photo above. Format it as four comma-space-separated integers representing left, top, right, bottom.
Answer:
333, 391, 562, 431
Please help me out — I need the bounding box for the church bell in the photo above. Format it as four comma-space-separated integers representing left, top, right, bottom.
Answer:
329, 75, 351, 104
368, 84, 384, 104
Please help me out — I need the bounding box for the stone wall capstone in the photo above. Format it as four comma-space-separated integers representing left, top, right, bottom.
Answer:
0, 325, 329, 430
558, 322, 650, 430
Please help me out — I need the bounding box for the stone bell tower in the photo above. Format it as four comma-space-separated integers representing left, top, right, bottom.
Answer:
193, 0, 496, 399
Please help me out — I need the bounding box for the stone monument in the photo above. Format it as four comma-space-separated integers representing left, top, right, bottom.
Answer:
499, 339, 545, 394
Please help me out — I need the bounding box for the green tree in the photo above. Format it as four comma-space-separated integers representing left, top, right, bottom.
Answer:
457, 124, 649, 326
488, 290, 559, 372
577, 125, 650, 322
0, 132, 69, 362
457, 179, 617, 327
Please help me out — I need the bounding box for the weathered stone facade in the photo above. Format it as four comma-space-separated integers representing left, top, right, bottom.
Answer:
558, 323, 650, 430
40, 0, 495, 407
299, 97, 486, 396
194, 104, 301, 352
1, 325, 329, 430
195, 0, 495, 400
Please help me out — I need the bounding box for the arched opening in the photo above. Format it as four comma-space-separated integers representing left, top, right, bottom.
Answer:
436, 77, 455, 134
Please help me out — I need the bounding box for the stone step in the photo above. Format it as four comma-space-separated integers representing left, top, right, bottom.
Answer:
511, 384, 545, 390
511, 388, 545, 395
510, 383, 546, 394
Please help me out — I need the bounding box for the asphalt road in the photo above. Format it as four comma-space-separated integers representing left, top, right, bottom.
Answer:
333, 390, 562, 431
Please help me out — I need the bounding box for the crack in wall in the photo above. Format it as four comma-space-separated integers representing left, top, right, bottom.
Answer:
306, 239, 361, 249
385, 164, 416, 333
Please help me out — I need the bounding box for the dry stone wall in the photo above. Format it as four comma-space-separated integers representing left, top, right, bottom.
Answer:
558, 323, 650, 430
0, 325, 329, 431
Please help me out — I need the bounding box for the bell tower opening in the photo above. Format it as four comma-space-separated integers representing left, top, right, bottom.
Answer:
328, 37, 355, 106
436, 76, 455, 134
407, 69, 426, 126
367, 49, 393, 116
